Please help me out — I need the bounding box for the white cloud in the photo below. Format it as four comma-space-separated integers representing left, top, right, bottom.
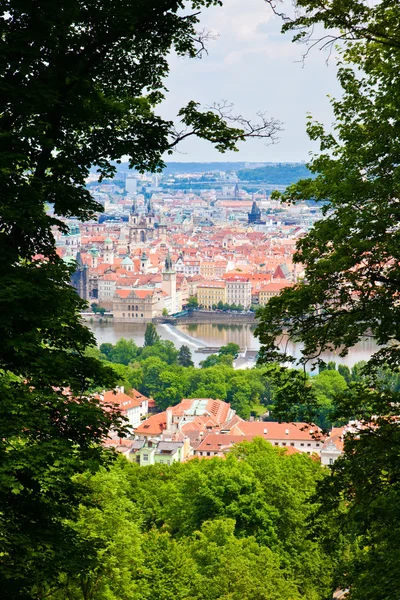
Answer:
160, 0, 341, 162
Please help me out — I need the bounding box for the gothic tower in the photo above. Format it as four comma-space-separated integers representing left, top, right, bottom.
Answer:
140, 251, 149, 274
162, 252, 177, 314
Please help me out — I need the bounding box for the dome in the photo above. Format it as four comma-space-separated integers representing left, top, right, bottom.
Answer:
122, 256, 133, 265
104, 237, 112, 244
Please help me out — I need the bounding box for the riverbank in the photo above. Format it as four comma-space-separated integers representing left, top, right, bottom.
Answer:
87, 320, 378, 370
172, 310, 256, 325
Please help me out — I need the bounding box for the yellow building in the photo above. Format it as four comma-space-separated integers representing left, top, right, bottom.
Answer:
258, 281, 293, 306
197, 282, 226, 310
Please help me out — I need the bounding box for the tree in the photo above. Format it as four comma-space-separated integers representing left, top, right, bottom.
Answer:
200, 354, 234, 369
257, 2, 400, 597
140, 340, 179, 365
0, 0, 279, 593
257, 0, 400, 374
178, 345, 194, 367
338, 364, 351, 384
107, 338, 139, 365
162, 308, 169, 317
187, 296, 199, 309
100, 342, 114, 360
219, 343, 240, 358
144, 323, 161, 347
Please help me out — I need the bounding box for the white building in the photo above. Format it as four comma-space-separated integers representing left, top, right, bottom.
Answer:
103, 388, 149, 430
225, 276, 252, 309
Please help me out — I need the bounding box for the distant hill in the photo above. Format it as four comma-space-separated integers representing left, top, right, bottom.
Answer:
162, 162, 250, 174
237, 164, 312, 185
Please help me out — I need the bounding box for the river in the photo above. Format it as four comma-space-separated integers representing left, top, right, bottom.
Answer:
87, 321, 379, 369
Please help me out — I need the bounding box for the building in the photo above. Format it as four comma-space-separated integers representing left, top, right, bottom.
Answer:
103, 237, 114, 264
97, 274, 118, 306
103, 388, 149, 430
112, 287, 164, 321
320, 427, 345, 466
233, 421, 324, 455
67, 252, 89, 301
248, 200, 265, 225
225, 276, 252, 309
197, 282, 226, 309
258, 281, 293, 305
128, 202, 156, 247
135, 398, 235, 443
193, 422, 325, 458
135, 439, 190, 466
161, 252, 177, 313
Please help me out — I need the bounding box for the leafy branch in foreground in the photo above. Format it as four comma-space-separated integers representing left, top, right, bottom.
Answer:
0, 0, 280, 596
257, 2, 400, 598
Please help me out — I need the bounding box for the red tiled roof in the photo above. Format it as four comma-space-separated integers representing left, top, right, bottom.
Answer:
236, 421, 324, 441
135, 411, 167, 435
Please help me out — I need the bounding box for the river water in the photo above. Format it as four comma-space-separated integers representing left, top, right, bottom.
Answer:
87, 321, 378, 369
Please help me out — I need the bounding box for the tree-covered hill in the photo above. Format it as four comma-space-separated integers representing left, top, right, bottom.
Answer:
237, 163, 312, 184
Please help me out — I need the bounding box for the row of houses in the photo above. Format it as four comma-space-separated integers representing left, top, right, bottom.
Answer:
103, 390, 344, 467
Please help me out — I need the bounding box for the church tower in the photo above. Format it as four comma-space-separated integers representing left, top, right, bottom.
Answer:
103, 237, 114, 264
162, 252, 177, 314
140, 251, 149, 274
157, 214, 168, 243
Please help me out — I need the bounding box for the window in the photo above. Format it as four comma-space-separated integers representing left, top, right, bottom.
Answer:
274, 442, 278, 446
329, 458, 334, 465
207, 452, 211, 456
316, 443, 320, 447
142, 454, 148, 461
282, 442, 286, 446
290, 443, 295, 446
300, 443, 304, 447
307, 443, 311, 447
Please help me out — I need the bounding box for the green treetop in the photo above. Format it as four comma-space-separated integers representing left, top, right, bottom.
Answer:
256, 2, 400, 597
178, 345, 194, 367
144, 323, 161, 347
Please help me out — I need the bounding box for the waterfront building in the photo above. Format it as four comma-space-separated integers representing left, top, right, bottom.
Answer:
197, 282, 226, 309
225, 275, 252, 309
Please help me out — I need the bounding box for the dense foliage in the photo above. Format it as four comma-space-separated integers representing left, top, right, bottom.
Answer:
97, 337, 379, 424
256, 1, 400, 597
0, 0, 279, 595
39, 440, 335, 600
237, 163, 311, 184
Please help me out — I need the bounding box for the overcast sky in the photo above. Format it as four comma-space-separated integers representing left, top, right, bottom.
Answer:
160, 0, 341, 163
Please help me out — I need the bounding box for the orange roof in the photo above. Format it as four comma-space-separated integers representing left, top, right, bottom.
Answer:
135, 411, 167, 436
115, 289, 131, 299
236, 421, 324, 441
103, 389, 149, 412
259, 281, 294, 292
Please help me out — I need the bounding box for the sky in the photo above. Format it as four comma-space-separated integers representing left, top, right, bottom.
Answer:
160, 0, 342, 163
